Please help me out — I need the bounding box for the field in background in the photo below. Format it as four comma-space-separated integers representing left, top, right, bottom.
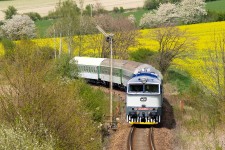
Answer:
0, 0, 145, 20
0, 0, 66, 20
206, 0, 225, 12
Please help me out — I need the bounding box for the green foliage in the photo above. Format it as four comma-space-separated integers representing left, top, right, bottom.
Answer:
47, 0, 81, 38
48, 0, 80, 19
129, 48, 157, 63
167, 68, 192, 93
84, 4, 93, 16
78, 82, 109, 122
25, 12, 41, 21
0, 123, 55, 149
179, 81, 222, 132
113, 7, 125, 13
123, 9, 149, 25
3, 5, 17, 20
0, 40, 105, 149
53, 54, 78, 78
143, 0, 159, 10
35, 19, 54, 38
204, 10, 225, 22
1, 38, 15, 60
113, 7, 120, 13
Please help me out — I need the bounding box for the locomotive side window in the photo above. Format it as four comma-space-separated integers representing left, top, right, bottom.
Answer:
129, 84, 143, 92
145, 84, 159, 93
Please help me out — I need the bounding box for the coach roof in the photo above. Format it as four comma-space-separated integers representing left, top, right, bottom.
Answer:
71, 56, 106, 66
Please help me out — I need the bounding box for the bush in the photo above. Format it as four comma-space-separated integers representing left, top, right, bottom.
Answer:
205, 11, 225, 22
24, 12, 41, 21
1, 38, 15, 60
113, 7, 120, 13
78, 81, 109, 122
0, 40, 106, 149
53, 54, 78, 78
0, 123, 55, 150
143, 0, 159, 10
119, 7, 124, 13
129, 48, 157, 63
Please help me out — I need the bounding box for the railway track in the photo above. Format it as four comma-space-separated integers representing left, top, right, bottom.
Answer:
128, 126, 155, 150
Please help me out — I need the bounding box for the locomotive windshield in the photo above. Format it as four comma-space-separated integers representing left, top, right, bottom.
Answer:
145, 84, 159, 93
128, 84, 160, 94
129, 84, 143, 92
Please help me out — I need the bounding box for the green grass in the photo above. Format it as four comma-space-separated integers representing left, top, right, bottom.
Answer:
206, 0, 225, 12
167, 68, 192, 93
123, 9, 149, 24
35, 19, 54, 38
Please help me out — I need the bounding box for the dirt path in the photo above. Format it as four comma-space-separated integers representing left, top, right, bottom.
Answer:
0, 0, 145, 20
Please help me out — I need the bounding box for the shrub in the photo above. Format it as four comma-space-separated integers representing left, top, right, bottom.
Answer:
143, 0, 159, 10
129, 48, 157, 64
3, 5, 17, 20
24, 12, 41, 21
53, 54, 78, 78
0, 40, 107, 149
119, 7, 124, 13
113, 7, 120, 13
205, 11, 225, 22
0, 123, 55, 150
1, 38, 15, 60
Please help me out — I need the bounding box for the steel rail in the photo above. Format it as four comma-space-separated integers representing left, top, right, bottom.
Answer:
149, 127, 155, 150
128, 126, 135, 150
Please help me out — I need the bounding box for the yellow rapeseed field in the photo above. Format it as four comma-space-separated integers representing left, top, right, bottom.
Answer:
1, 21, 225, 89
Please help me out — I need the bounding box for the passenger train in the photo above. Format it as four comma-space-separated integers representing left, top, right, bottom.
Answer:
70, 56, 163, 125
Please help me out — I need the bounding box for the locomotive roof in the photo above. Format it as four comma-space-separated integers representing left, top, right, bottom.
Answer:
71, 57, 105, 66
128, 73, 162, 84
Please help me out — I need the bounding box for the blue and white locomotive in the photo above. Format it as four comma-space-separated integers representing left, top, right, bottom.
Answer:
126, 70, 163, 125
71, 56, 163, 125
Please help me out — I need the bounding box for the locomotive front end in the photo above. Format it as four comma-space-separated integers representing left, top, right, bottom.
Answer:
126, 72, 163, 125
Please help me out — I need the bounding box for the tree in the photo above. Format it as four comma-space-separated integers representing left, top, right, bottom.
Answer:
150, 26, 195, 75
1, 15, 36, 40
140, 0, 207, 28
203, 33, 225, 102
3, 5, 17, 20
48, 0, 80, 56
94, 14, 139, 59
178, 0, 207, 24
140, 3, 179, 28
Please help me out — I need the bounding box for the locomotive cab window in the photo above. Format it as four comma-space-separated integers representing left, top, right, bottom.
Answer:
145, 84, 159, 93
129, 84, 143, 92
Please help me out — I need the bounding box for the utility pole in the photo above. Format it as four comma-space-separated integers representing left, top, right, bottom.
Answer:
96, 25, 114, 126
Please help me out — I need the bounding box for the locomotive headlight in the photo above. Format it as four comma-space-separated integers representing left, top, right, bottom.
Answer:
140, 77, 147, 84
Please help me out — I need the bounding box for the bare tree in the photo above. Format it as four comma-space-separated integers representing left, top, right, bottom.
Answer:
203, 32, 225, 101
150, 25, 195, 75
94, 14, 139, 59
